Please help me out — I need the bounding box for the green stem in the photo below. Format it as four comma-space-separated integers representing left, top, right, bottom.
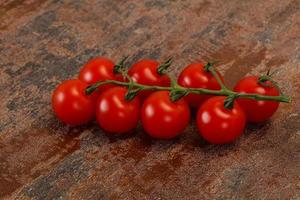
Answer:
204, 61, 226, 90
85, 79, 290, 103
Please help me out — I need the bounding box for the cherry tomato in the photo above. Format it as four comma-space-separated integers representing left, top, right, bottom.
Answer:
178, 63, 223, 108
52, 79, 97, 126
234, 76, 280, 123
197, 96, 246, 144
79, 57, 122, 92
128, 59, 171, 100
141, 91, 190, 139
96, 87, 140, 134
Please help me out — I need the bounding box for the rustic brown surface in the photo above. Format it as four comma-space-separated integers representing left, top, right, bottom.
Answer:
0, 0, 299, 199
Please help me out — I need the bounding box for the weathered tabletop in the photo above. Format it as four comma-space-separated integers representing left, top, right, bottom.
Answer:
0, 0, 299, 199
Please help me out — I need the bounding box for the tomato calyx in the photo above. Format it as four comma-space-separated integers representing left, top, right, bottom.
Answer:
169, 77, 188, 102
203, 61, 213, 72
124, 75, 140, 101
124, 89, 140, 101
203, 61, 218, 72
258, 69, 284, 95
113, 55, 129, 74
224, 94, 239, 109
156, 57, 173, 75
170, 88, 188, 102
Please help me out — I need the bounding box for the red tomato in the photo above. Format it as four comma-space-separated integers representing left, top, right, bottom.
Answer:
96, 87, 140, 134
141, 91, 190, 139
79, 57, 122, 92
128, 59, 171, 100
178, 63, 223, 108
197, 96, 246, 144
52, 79, 97, 126
234, 76, 280, 123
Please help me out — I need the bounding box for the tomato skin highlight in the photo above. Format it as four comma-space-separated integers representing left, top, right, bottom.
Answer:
79, 57, 122, 92
178, 63, 223, 109
128, 59, 171, 100
234, 76, 280, 123
52, 79, 97, 126
141, 91, 190, 139
197, 96, 246, 144
96, 87, 140, 134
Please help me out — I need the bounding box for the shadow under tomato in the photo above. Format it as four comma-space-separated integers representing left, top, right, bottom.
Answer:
244, 120, 271, 137
103, 130, 138, 143
246, 120, 271, 130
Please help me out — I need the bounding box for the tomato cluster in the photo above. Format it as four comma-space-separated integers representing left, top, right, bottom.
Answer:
52, 57, 281, 144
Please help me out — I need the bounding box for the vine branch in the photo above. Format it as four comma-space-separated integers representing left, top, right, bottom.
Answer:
86, 61, 290, 105
86, 79, 290, 103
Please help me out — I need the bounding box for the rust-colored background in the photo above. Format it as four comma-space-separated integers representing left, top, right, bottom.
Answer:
0, 0, 299, 199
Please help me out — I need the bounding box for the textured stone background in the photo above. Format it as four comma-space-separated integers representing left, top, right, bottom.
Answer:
0, 0, 299, 199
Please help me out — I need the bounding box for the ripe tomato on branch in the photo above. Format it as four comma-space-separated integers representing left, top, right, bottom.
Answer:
52, 79, 98, 126
79, 57, 123, 92
96, 87, 140, 134
197, 96, 246, 144
141, 91, 190, 139
178, 63, 224, 109
52, 55, 289, 145
234, 76, 280, 123
128, 59, 171, 100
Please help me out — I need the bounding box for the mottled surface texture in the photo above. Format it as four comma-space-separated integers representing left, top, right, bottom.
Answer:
0, 0, 299, 199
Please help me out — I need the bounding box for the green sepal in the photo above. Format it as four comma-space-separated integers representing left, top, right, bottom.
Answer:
113, 55, 129, 74
125, 88, 140, 101
224, 95, 237, 109
258, 73, 284, 95
170, 89, 188, 102
157, 57, 173, 75
204, 60, 218, 72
